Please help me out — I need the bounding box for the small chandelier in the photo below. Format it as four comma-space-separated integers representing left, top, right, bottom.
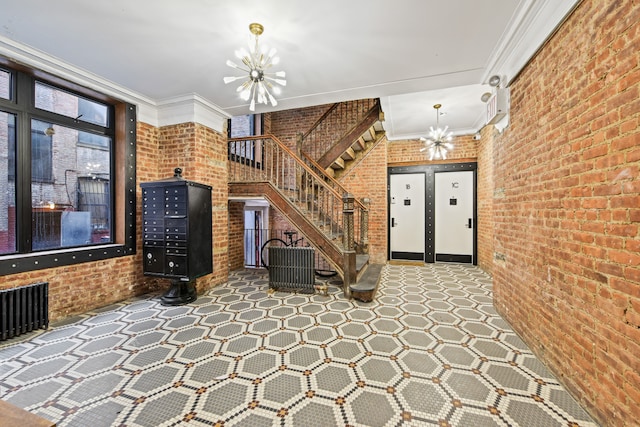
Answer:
223, 23, 287, 111
420, 103, 453, 160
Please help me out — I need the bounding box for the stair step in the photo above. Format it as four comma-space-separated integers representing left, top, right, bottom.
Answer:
331, 157, 345, 170
340, 147, 355, 161
353, 136, 366, 151
350, 263, 383, 303
361, 127, 374, 142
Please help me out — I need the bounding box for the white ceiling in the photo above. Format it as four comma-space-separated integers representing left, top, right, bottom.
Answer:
0, 0, 579, 139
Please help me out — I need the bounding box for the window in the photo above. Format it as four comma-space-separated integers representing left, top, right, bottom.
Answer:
0, 111, 16, 253
228, 114, 263, 166
0, 69, 10, 100
30, 120, 53, 182
35, 82, 109, 127
0, 63, 137, 273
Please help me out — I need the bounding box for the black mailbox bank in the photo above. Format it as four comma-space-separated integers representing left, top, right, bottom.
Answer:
141, 168, 212, 305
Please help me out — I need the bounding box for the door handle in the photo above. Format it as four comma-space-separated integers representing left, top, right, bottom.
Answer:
392, 218, 396, 227
466, 218, 472, 228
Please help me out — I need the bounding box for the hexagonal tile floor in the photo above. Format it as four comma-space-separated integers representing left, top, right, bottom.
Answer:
0, 264, 598, 426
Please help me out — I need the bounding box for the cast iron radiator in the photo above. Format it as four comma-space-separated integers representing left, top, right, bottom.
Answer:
268, 246, 315, 292
0, 282, 49, 341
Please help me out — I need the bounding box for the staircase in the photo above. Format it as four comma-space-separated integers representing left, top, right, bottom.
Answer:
299, 99, 385, 179
228, 99, 384, 299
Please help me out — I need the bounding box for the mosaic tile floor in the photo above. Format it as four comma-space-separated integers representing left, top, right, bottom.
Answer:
0, 264, 598, 427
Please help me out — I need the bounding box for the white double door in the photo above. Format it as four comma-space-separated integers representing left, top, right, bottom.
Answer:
389, 170, 474, 263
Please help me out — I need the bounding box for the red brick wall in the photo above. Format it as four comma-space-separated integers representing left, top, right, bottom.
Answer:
491, 1, 639, 424
387, 135, 477, 165
339, 138, 388, 264
228, 201, 245, 270
0, 120, 228, 320
477, 126, 496, 273
270, 208, 294, 234
1, 122, 162, 319
269, 104, 330, 150
158, 122, 229, 292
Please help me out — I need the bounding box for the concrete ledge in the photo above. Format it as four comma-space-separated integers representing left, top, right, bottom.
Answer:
349, 263, 383, 302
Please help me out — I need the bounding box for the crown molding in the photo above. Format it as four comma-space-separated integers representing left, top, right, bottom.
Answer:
156, 94, 230, 132
482, 0, 581, 85
0, 35, 229, 131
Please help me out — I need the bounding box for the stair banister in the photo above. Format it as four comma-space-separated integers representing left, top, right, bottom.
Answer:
298, 150, 368, 212
228, 134, 361, 287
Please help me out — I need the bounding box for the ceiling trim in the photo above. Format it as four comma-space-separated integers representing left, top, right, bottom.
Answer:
0, 35, 229, 131
157, 94, 230, 131
0, 35, 158, 121
482, 0, 582, 85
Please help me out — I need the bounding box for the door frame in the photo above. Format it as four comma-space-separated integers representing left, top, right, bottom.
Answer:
388, 162, 477, 264
388, 172, 427, 261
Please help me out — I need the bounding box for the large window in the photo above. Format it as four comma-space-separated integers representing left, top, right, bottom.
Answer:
0, 64, 137, 273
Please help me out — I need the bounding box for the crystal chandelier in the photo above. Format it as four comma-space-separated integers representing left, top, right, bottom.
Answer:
223, 23, 286, 111
420, 104, 453, 160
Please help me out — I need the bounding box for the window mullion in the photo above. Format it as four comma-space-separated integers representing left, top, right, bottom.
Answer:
15, 73, 33, 253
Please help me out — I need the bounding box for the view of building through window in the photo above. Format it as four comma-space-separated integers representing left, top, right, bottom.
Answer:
0, 111, 16, 253
0, 69, 9, 99
0, 71, 113, 254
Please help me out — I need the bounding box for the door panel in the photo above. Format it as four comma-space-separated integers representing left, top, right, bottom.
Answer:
435, 171, 473, 263
389, 173, 425, 260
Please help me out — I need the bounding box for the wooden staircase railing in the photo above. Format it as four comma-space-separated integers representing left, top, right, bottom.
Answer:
300, 99, 379, 163
228, 134, 365, 288
298, 151, 370, 253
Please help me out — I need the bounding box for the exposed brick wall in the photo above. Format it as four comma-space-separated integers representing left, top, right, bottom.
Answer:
339, 138, 388, 264
491, 1, 639, 424
270, 208, 295, 234
477, 126, 496, 273
269, 104, 330, 150
228, 201, 245, 270
158, 122, 229, 293
387, 135, 478, 165
0, 119, 229, 321
1, 121, 163, 320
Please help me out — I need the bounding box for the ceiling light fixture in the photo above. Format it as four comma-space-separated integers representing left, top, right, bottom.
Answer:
223, 23, 286, 111
420, 104, 453, 161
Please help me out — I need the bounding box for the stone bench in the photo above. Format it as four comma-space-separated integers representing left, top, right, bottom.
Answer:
349, 263, 383, 302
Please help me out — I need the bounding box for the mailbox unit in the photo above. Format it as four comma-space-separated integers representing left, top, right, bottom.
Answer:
141, 168, 212, 304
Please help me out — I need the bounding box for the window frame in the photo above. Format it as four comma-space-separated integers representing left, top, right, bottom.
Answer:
227, 113, 264, 168
0, 61, 137, 275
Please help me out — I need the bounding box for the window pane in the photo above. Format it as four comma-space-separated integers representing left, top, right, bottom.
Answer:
35, 81, 108, 127
230, 114, 256, 137
31, 120, 53, 182
0, 69, 10, 100
31, 120, 112, 250
0, 111, 16, 254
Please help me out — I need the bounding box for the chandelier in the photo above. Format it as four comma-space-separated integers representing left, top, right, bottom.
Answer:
420, 104, 453, 160
223, 23, 286, 111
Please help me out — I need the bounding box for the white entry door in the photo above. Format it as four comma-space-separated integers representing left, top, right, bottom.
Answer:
435, 171, 474, 263
389, 173, 425, 261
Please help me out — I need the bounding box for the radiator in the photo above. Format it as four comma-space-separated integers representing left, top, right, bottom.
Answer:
0, 282, 49, 341
268, 247, 315, 292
